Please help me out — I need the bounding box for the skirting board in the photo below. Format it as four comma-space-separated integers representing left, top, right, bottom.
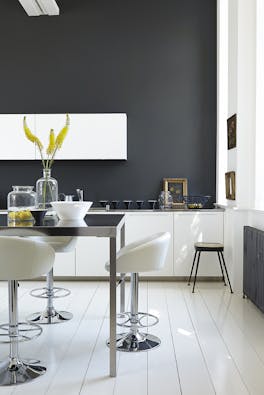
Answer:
13, 276, 224, 282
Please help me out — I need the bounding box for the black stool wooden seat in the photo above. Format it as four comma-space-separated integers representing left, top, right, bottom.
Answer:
188, 242, 233, 293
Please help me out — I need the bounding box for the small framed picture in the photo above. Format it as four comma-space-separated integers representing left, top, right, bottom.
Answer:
227, 114, 236, 150
163, 178, 188, 207
225, 171, 236, 200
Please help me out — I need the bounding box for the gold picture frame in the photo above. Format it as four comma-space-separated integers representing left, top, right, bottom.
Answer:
227, 114, 236, 150
225, 171, 236, 200
163, 178, 188, 207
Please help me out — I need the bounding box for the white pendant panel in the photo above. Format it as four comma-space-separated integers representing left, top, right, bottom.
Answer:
35, 113, 127, 160
0, 113, 127, 160
0, 114, 36, 159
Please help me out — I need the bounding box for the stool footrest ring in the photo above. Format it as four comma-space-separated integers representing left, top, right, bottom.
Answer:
0, 322, 42, 344
117, 311, 159, 328
30, 287, 71, 299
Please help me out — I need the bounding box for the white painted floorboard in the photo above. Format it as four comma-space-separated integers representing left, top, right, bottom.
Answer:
0, 281, 263, 394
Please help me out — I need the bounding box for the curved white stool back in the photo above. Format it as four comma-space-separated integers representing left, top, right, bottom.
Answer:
106, 232, 171, 352
27, 236, 77, 325
0, 237, 54, 386
114, 232, 171, 273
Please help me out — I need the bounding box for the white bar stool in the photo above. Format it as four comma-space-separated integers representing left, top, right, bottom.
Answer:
27, 236, 76, 324
105, 232, 171, 352
0, 236, 55, 386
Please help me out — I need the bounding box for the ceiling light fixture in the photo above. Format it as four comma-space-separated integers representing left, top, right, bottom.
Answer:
18, 0, 60, 16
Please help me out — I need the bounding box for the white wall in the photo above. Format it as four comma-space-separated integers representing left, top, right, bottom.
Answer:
218, 0, 258, 292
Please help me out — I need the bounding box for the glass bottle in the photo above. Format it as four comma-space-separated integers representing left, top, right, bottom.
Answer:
7, 186, 36, 222
158, 191, 173, 210
36, 169, 58, 209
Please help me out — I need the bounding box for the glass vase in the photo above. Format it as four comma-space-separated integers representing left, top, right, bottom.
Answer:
7, 186, 36, 222
36, 169, 58, 209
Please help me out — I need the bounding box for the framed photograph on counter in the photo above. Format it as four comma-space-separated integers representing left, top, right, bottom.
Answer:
163, 178, 188, 207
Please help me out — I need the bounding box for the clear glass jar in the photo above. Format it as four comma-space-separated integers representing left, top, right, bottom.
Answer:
158, 191, 173, 210
36, 169, 58, 209
7, 186, 36, 222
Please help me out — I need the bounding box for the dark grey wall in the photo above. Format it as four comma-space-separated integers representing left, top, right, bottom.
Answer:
0, 0, 216, 208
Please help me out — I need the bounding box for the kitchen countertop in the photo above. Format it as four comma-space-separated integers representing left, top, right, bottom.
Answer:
0, 207, 225, 214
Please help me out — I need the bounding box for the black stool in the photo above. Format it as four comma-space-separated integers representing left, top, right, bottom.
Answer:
188, 242, 233, 293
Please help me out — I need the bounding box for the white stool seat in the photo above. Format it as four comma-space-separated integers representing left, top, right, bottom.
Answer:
105, 232, 171, 273
194, 242, 224, 249
0, 237, 55, 386
29, 236, 77, 253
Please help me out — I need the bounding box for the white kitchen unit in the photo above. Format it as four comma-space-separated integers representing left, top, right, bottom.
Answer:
0, 114, 36, 159
54, 210, 224, 279
174, 211, 224, 276
76, 237, 110, 276
53, 250, 76, 276
125, 212, 174, 276
76, 229, 121, 277
0, 113, 127, 160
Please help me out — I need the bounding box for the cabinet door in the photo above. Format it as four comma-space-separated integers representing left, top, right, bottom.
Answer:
35, 113, 127, 160
53, 250, 76, 276
0, 114, 35, 159
76, 237, 109, 276
125, 213, 174, 276
174, 212, 224, 276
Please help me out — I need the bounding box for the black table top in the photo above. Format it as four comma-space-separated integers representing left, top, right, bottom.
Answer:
0, 214, 125, 238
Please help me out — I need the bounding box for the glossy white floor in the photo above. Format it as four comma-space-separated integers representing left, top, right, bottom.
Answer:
0, 281, 263, 395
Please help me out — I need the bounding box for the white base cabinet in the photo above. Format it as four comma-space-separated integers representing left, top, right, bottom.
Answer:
53, 250, 76, 276
53, 211, 224, 278
174, 212, 224, 276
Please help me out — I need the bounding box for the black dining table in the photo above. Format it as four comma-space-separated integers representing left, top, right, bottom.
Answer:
0, 213, 126, 377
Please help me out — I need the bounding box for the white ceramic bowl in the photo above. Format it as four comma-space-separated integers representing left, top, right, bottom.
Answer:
50, 201, 93, 220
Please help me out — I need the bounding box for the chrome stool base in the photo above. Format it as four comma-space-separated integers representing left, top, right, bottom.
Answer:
28, 269, 73, 325
27, 309, 73, 325
107, 332, 161, 352
0, 322, 42, 343
0, 358, 46, 385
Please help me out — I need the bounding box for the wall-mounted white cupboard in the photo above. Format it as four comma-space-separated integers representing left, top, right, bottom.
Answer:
0, 113, 127, 160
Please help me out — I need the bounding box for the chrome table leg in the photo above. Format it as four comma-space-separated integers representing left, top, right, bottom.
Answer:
120, 223, 126, 314
110, 237, 117, 377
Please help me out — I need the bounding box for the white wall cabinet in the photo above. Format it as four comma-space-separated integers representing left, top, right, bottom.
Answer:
125, 212, 174, 276
173, 212, 224, 276
35, 113, 127, 160
0, 113, 127, 160
0, 114, 36, 159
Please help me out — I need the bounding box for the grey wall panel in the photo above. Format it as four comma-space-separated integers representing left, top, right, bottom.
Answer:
0, 0, 216, 207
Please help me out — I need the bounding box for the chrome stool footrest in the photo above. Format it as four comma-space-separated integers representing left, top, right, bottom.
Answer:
30, 286, 71, 299
26, 309, 73, 325
0, 322, 42, 344
117, 311, 159, 328
107, 332, 161, 352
